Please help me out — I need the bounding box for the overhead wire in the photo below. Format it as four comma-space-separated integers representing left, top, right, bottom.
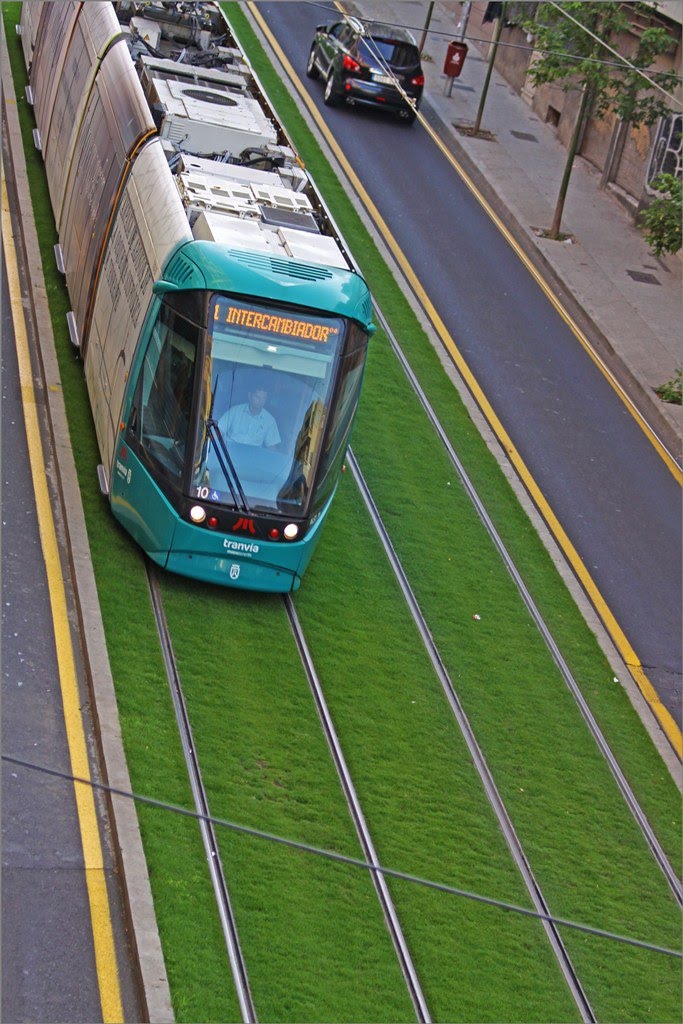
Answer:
4, 753, 682, 961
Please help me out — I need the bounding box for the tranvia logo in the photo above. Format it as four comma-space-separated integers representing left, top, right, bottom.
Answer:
230, 564, 240, 580
223, 539, 259, 554
233, 517, 256, 534
115, 459, 132, 484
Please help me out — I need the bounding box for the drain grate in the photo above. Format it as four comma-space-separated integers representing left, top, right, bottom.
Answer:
510, 129, 538, 142
626, 269, 661, 284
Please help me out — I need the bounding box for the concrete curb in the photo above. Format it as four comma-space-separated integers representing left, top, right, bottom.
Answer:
1, 18, 174, 1023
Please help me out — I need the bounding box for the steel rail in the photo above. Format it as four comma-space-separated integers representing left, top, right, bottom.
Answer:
346, 449, 596, 1023
284, 595, 432, 1023
369, 303, 683, 910
146, 565, 257, 1023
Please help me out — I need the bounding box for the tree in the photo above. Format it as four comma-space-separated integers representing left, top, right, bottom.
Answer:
641, 172, 682, 256
472, 2, 506, 135
523, 2, 674, 239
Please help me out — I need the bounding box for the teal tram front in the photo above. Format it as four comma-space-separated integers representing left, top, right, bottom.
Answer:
20, 0, 375, 591
114, 245, 373, 590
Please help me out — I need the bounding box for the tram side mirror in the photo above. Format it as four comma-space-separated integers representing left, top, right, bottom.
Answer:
153, 280, 182, 295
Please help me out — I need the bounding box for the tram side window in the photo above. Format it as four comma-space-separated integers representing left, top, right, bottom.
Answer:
310, 342, 366, 515
128, 301, 199, 485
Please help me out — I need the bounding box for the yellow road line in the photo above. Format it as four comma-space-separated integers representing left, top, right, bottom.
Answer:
2, 173, 124, 1022
418, 127, 681, 484
247, 3, 682, 759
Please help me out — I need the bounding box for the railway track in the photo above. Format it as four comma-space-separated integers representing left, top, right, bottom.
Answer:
149, 541, 595, 1021
345, 453, 595, 1022
146, 421, 671, 1024
363, 304, 683, 910
147, 410, 672, 1023
284, 595, 432, 1023
147, 555, 433, 1022
147, 564, 257, 1023
142, 335, 681, 1020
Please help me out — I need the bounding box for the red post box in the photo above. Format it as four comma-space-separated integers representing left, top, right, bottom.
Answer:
443, 41, 468, 78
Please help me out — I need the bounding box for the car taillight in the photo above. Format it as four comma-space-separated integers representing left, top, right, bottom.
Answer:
343, 54, 361, 72
411, 73, 425, 87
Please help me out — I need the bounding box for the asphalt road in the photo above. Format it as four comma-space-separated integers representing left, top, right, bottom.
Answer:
1, 259, 105, 1021
1, 246, 142, 1023
258, 1, 681, 723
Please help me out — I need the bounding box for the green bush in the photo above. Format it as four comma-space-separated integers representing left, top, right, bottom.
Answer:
642, 173, 682, 256
655, 367, 682, 404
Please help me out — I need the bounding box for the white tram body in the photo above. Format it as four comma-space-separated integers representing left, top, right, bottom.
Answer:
19, 1, 374, 592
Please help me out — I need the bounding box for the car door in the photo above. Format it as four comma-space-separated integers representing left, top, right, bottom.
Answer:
336, 23, 358, 68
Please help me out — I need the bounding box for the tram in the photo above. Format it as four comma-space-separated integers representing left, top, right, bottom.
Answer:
18, 0, 375, 592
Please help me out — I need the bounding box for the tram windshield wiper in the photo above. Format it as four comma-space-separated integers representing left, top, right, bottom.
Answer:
207, 419, 251, 513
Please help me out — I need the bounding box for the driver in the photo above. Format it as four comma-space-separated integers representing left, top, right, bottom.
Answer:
219, 387, 281, 448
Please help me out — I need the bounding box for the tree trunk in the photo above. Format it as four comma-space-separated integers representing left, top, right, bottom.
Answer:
473, 4, 505, 135
549, 83, 592, 239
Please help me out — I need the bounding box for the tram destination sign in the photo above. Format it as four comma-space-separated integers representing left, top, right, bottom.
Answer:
214, 299, 341, 345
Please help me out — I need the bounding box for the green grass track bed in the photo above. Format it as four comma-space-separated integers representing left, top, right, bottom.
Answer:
4, 3, 681, 1021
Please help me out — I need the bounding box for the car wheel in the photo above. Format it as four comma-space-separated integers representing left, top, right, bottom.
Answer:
399, 104, 418, 125
323, 69, 340, 107
306, 44, 319, 80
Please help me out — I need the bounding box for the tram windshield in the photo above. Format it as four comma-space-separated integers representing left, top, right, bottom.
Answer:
191, 296, 356, 515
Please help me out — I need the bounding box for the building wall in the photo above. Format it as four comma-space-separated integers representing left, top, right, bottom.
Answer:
458, 0, 682, 213
465, 2, 532, 93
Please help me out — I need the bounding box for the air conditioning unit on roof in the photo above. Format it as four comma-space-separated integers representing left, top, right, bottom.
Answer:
153, 78, 277, 156
178, 173, 259, 217
139, 55, 248, 93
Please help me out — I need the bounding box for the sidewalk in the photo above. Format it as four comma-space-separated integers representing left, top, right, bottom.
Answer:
351, 0, 682, 452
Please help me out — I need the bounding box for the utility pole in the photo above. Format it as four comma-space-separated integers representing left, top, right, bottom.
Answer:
454, 1, 472, 42
472, 2, 505, 134
418, 1, 434, 54
445, 1, 473, 97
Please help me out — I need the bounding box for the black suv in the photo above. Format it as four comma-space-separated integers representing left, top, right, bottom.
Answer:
306, 17, 424, 124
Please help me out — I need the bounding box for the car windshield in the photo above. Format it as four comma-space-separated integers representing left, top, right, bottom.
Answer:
191, 296, 345, 515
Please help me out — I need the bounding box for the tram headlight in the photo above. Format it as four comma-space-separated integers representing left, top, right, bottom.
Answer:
283, 523, 299, 541
189, 505, 206, 524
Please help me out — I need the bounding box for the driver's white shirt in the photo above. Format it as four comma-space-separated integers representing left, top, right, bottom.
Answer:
220, 403, 281, 447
